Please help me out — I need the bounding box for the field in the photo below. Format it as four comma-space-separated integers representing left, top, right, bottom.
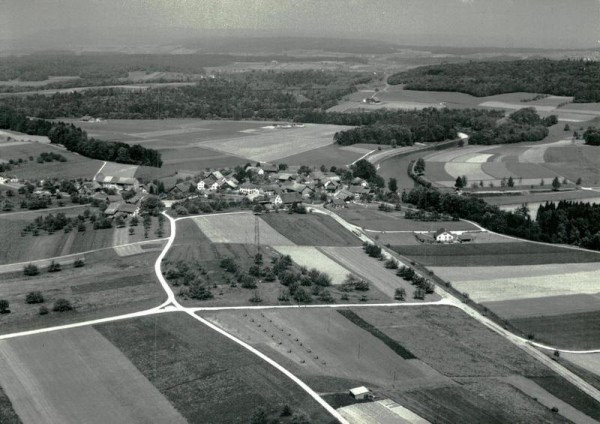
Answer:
544, 143, 600, 186
203, 306, 594, 424
511, 312, 600, 350
168, 217, 394, 305
423, 141, 573, 188
273, 246, 352, 285
190, 213, 294, 245
563, 354, 600, 378
429, 258, 600, 350
201, 308, 451, 395
0, 249, 165, 335
96, 312, 332, 423
392, 241, 600, 266
338, 399, 430, 424
200, 123, 353, 163
320, 246, 438, 301
0, 326, 185, 424
62, 119, 358, 180
335, 206, 478, 232
351, 306, 600, 423
0, 209, 167, 265
276, 143, 367, 167
97, 161, 138, 179
261, 213, 362, 246
0, 136, 103, 180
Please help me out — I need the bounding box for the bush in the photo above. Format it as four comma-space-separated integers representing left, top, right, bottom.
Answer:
23, 263, 39, 276
394, 288, 406, 301
249, 292, 263, 303
0, 299, 9, 314
52, 298, 73, 312
38, 305, 49, 315
188, 283, 213, 300
48, 261, 61, 272
384, 258, 398, 269
25, 291, 44, 304
219, 258, 238, 273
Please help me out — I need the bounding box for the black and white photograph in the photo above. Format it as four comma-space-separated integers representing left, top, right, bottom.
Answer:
0, 1, 599, 423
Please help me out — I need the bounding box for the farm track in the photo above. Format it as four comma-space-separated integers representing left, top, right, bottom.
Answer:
1, 208, 599, 422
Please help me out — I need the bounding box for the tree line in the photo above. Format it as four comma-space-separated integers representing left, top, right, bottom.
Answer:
0, 106, 162, 167
403, 186, 600, 250
388, 59, 600, 103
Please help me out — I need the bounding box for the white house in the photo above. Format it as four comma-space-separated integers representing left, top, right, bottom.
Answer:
349, 386, 372, 400
239, 182, 260, 195
434, 229, 454, 243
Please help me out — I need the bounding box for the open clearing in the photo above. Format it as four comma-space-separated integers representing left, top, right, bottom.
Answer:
261, 213, 362, 246
273, 245, 352, 285
96, 312, 332, 423
0, 326, 185, 424
191, 213, 294, 245
392, 242, 600, 266
277, 143, 365, 167
200, 123, 352, 163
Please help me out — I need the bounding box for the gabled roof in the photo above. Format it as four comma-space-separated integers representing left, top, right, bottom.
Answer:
261, 163, 279, 173
434, 228, 451, 237
104, 201, 121, 215
117, 203, 138, 214
280, 192, 302, 204
334, 189, 354, 200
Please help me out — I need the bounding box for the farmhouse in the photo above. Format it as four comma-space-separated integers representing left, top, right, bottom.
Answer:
349, 386, 373, 400
435, 228, 455, 243
239, 182, 260, 195
96, 174, 140, 191
261, 163, 279, 173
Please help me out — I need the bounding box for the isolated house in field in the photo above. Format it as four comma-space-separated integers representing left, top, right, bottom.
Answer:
349, 386, 373, 400
434, 228, 454, 243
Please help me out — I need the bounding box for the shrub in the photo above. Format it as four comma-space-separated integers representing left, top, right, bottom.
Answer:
384, 258, 398, 269
292, 287, 312, 304
188, 284, 213, 300
52, 298, 73, 312
318, 290, 335, 303
0, 299, 9, 313
23, 263, 40, 276
354, 280, 370, 291
48, 261, 61, 272
238, 273, 257, 289
219, 258, 238, 273
25, 291, 44, 304
394, 288, 406, 301
249, 292, 263, 303
38, 305, 49, 315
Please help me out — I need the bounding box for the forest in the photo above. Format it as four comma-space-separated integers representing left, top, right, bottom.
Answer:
583, 127, 600, 146
0, 71, 373, 120
403, 186, 600, 250
0, 106, 162, 167
388, 59, 600, 102
330, 107, 552, 146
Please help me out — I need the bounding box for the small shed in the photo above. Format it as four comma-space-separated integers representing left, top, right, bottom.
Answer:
349, 386, 372, 400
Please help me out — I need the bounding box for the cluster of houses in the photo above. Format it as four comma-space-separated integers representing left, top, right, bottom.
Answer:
415, 228, 474, 244
162, 163, 376, 210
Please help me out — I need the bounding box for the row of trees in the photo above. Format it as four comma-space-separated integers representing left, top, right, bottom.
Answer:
388, 59, 600, 103
0, 106, 162, 167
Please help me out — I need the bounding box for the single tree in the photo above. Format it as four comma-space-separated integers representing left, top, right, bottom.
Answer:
552, 176, 561, 191
576, 177, 582, 185
388, 178, 398, 193
455, 176, 465, 189
507, 176, 515, 187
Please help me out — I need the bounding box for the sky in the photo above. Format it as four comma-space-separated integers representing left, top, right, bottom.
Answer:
1, 0, 599, 50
